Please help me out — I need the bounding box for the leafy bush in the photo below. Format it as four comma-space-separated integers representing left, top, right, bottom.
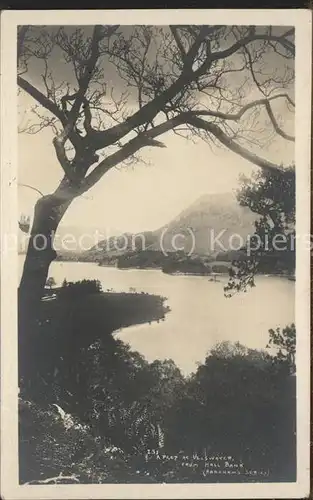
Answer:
19, 327, 296, 484
267, 323, 296, 374
225, 166, 295, 296
165, 340, 295, 478
19, 398, 149, 484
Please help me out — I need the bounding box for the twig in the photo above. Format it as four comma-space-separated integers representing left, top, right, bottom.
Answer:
24, 472, 80, 485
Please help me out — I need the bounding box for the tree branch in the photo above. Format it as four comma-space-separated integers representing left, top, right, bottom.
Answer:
82, 97, 93, 134
52, 137, 81, 184
191, 93, 295, 141
17, 26, 29, 61
18, 76, 65, 124
18, 182, 44, 197
186, 115, 283, 173
63, 25, 119, 135
66, 26, 105, 130
81, 116, 183, 193
169, 26, 187, 60
25, 473, 79, 485
88, 27, 215, 150
211, 31, 295, 63
19, 26, 294, 198
82, 104, 284, 195
90, 29, 293, 153
263, 100, 294, 141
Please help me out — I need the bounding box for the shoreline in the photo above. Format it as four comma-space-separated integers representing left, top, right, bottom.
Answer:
40, 289, 169, 348
19, 254, 295, 281
52, 258, 295, 280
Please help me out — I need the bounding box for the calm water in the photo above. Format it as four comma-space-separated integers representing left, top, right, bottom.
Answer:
19, 256, 295, 374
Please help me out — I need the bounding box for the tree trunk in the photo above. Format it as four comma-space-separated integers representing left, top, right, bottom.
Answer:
18, 192, 74, 387
19, 194, 72, 305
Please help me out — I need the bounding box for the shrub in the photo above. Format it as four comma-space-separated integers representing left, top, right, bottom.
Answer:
20, 329, 296, 483
267, 323, 296, 374
19, 398, 146, 484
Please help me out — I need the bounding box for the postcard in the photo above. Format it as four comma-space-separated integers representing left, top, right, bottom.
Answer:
0, 9, 311, 499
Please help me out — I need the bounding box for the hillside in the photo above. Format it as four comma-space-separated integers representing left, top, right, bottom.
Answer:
83, 192, 257, 265
152, 192, 256, 255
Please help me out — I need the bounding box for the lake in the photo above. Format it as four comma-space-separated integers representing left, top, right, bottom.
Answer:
18, 257, 295, 374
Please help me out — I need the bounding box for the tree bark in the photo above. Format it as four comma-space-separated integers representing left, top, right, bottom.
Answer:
20, 195, 72, 303
18, 190, 74, 386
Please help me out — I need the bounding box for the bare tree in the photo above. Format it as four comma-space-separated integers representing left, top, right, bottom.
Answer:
17, 24, 295, 312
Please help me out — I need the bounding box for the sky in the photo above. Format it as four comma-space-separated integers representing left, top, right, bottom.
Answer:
18, 25, 295, 235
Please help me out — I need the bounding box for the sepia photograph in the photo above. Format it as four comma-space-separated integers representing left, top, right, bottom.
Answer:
0, 9, 311, 499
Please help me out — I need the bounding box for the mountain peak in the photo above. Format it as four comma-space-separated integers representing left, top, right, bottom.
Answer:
154, 191, 256, 255
84, 191, 257, 260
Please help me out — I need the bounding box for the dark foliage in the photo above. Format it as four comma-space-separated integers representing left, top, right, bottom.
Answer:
19, 320, 296, 484
117, 249, 212, 275
162, 253, 211, 275
267, 323, 296, 375
18, 286, 167, 404
59, 278, 102, 298
225, 166, 295, 296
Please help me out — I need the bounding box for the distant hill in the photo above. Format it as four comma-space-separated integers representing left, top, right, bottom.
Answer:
19, 193, 257, 272
152, 192, 257, 255
83, 192, 257, 264
18, 224, 120, 256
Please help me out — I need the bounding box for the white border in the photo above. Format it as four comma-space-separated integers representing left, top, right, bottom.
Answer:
1, 9, 311, 499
